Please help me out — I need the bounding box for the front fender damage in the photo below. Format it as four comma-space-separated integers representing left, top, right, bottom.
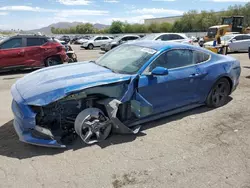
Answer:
21, 76, 153, 147
97, 98, 141, 134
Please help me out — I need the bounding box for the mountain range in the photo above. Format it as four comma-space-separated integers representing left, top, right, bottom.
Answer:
26, 22, 109, 34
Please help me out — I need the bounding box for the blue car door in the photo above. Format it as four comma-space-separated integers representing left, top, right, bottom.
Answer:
137, 49, 201, 114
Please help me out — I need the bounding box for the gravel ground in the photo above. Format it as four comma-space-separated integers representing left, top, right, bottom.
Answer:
0, 45, 250, 188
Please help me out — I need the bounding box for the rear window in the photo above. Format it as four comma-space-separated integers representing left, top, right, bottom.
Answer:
194, 51, 210, 64
27, 38, 47, 46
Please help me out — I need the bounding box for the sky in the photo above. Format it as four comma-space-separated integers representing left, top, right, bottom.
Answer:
0, 0, 249, 30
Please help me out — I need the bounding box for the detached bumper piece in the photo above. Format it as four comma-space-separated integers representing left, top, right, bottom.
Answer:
12, 100, 66, 148
13, 119, 66, 148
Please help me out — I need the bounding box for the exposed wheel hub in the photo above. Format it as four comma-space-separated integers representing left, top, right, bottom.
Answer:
74, 108, 112, 144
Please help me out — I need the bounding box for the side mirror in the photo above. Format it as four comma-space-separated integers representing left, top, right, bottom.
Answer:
151, 67, 169, 76
231, 39, 236, 43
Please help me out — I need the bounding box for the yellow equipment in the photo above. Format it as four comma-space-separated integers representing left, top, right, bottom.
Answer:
204, 16, 244, 43
205, 45, 229, 55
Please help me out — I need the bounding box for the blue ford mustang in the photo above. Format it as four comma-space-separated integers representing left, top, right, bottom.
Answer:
11, 41, 241, 148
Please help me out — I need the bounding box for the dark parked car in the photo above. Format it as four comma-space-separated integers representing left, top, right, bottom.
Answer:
11, 41, 241, 148
0, 35, 68, 70
101, 35, 140, 52
59, 35, 70, 44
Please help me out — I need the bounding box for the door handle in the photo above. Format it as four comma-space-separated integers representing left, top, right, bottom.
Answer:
189, 73, 200, 77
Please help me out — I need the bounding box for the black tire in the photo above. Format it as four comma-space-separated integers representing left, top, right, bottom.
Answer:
45, 57, 62, 67
88, 44, 94, 50
206, 78, 231, 108
68, 58, 74, 63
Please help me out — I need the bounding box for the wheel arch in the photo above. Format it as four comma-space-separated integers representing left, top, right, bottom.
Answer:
208, 75, 233, 96
216, 75, 233, 93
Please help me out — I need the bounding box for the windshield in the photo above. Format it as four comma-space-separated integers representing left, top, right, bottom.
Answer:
207, 28, 217, 38
222, 17, 233, 25
141, 34, 158, 40
95, 45, 156, 74
221, 35, 234, 41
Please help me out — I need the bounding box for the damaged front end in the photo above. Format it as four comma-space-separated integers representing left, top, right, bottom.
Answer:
11, 77, 153, 148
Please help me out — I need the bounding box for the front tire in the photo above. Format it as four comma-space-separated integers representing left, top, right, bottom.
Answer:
88, 44, 94, 50
206, 78, 231, 108
74, 108, 112, 145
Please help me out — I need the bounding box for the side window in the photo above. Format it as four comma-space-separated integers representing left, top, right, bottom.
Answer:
172, 34, 184, 40
102, 37, 109, 40
234, 36, 243, 41
243, 35, 250, 40
0, 38, 22, 49
149, 50, 194, 71
27, 38, 47, 47
193, 51, 210, 64
121, 37, 129, 41
127, 37, 134, 41
129, 36, 139, 40
162, 35, 171, 41
156, 35, 170, 41
95, 37, 102, 41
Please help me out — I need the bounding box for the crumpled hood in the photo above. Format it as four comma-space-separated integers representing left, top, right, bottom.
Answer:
13, 62, 131, 106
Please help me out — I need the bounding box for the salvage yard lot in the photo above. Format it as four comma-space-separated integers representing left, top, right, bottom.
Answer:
0, 45, 250, 188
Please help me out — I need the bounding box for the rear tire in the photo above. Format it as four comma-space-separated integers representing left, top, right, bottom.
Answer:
45, 57, 62, 67
206, 78, 231, 108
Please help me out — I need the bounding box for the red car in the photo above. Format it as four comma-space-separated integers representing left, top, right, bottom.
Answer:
0, 35, 68, 70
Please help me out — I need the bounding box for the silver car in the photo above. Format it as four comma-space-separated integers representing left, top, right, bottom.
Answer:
204, 34, 250, 52
81, 36, 113, 50
141, 33, 193, 45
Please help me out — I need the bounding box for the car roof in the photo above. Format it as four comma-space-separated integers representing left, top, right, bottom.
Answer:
11, 35, 47, 38
147, 33, 188, 38
129, 40, 194, 51
122, 34, 140, 37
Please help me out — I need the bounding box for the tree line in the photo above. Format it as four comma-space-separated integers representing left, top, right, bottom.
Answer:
51, 3, 250, 34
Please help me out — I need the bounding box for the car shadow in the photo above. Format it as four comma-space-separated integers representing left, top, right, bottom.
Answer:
227, 51, 248, 54
0, 69, 36, 76
0, 98, 232, 160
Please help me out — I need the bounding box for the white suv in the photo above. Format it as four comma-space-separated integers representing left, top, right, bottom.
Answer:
81, 36, 113, 50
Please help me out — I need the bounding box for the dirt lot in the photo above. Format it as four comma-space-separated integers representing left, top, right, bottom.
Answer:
0, 45, 250, 188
